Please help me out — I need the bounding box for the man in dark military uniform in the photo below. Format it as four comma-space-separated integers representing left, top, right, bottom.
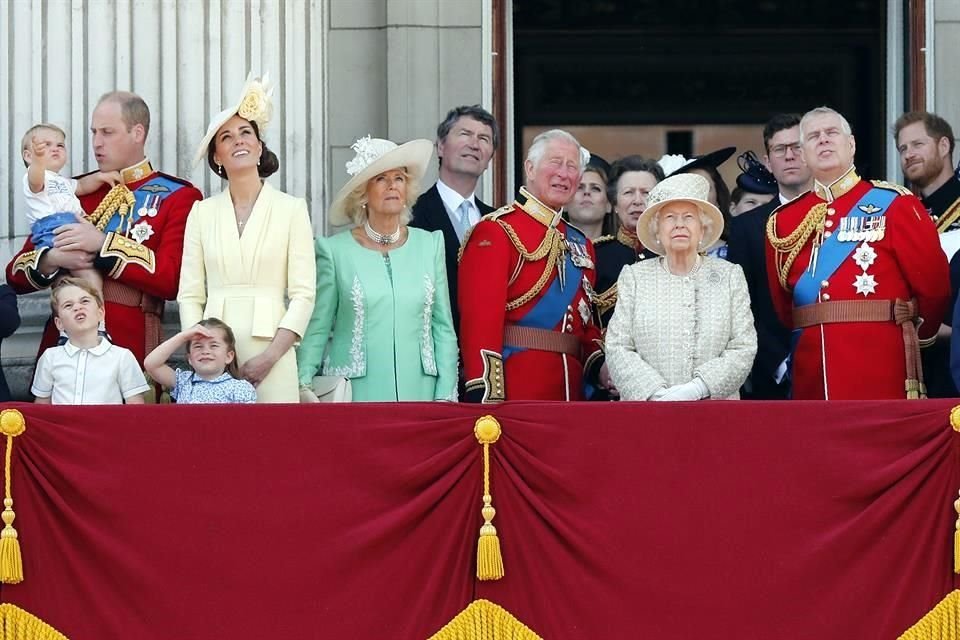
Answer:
894, 111, 960, 396
727, 113, 813, 400
589, 156, 663, 398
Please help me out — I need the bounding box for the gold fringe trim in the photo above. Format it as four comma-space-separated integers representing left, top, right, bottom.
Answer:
474, 416, 504, 581
954, 489, 960, 575
0, 410, 26, 584
0, 604, 69, 640
897, 590, 960, 639
428, 599, 541, 640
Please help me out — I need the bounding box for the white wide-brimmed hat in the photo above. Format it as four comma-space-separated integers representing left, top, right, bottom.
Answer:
328, 135, 433, 226
193, 72, 274, 168
636, 173, 724, 256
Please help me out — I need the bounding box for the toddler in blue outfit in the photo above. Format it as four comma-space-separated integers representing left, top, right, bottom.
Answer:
144, 318, 256, 403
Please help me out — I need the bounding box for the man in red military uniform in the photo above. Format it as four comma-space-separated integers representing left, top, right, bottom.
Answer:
765, 106, 950, 399
459, 129, 603, 402
6, 91, 203, 366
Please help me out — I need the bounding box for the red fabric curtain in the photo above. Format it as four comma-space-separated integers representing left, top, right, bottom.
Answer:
1, 400, 957, 639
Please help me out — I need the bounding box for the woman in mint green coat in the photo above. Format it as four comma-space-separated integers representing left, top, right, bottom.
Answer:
297, 136, 459, 401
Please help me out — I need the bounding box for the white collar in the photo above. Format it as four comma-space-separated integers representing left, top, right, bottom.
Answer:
63, 337, 111, 357
436, 179, 477, 215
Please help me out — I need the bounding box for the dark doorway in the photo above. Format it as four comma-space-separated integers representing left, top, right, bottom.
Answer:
512, 0, 889, 187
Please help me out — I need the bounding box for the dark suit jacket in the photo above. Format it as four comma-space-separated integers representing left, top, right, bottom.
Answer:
0, 285, 21, 402
410, 184, 494, 335
727, 199, 791, 400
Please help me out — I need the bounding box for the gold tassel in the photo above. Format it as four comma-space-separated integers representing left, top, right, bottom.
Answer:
954, 490, 960, 575
0, 409, 26, 585
428, 598, 542, 640
952, 407, 960, 574
474, 416, 504, 581
0, 603, 69, 639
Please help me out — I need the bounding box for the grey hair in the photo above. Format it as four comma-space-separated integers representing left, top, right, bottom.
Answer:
525, 129, 588, 173
649, 205, 714, 250
800, 106, 853, 138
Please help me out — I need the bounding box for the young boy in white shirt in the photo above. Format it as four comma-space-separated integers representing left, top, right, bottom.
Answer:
32, 277, 149, 405
21, 123, 121, 294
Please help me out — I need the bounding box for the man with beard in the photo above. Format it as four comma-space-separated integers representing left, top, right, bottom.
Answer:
728, 113, 813, 399
458, 129, 603, 402
894, 111, 960, 396
765, 106, 949, 400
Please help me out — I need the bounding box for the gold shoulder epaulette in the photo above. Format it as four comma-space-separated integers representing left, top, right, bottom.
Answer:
870, 180, 913, 196
458, 205, 513, 262
593, 234, 615, 245
481, 203, 514, 222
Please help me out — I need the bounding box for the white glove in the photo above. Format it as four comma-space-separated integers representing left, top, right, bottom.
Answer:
650, 386, 669, 400
656, 378, 709, 402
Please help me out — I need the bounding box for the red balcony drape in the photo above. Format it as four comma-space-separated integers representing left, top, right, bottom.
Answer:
0, 400, 957, 639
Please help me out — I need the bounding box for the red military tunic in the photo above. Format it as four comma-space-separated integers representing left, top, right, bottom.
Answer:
765, 167, 949, 399
6, 159, 203, 365
458, 188, 603, 402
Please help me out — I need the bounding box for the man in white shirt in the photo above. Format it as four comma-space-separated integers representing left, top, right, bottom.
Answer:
411, 105, 499, 336
727, 113, 813, 399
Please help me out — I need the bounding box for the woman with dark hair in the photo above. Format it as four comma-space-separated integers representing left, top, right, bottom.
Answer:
566, 154, 615, 239
178, 73, 316, 402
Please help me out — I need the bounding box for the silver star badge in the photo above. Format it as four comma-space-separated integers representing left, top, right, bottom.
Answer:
853, 272, 877, 297
130, 220, 154, 244
852, 242, 877, 270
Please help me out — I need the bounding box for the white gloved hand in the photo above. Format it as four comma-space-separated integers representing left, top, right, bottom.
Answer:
657, 378, 709, 402
650, 386, 669, 400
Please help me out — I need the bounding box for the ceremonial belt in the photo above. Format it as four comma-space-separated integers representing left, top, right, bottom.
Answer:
504, 324, 581, 358
792, 298, 926, 399
102, 280, 164, 355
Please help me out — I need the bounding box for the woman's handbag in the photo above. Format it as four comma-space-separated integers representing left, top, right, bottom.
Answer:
302, 376, 352, 403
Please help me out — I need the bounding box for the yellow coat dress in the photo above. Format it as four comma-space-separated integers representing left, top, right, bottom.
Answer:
178, 183, 316, 402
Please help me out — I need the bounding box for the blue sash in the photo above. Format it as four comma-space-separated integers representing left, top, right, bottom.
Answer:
503, 226, 587, 360
102, 175, 185, 234
792, 187, 896, 307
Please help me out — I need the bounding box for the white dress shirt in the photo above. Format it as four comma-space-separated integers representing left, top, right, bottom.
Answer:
32, 338, 150, 404
436, 179, 481, 240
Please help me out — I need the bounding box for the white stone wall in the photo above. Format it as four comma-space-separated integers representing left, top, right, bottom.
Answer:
934, 0, 960, 134
0, 0, 492, 399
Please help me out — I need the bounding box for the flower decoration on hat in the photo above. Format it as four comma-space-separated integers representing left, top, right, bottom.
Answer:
236, 73, 274, 132
657, 154, 689, 177
192, 71, 275, 168
345, 136, 399, 176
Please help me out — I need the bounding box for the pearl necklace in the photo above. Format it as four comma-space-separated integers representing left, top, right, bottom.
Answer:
364, 221, 401, 245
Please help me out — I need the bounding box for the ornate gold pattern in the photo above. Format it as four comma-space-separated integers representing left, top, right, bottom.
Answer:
86, 184, 136, 231
767, 203, 828, 289
935, 197, 960, 234
120, 158, 153, 185
100, 232, 156, 275
428, 599, 542, 640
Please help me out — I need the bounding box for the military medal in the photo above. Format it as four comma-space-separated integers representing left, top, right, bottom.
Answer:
852, 242, 877, 270
569, 241, 594, 269
853, 272, 877, 296
130, 220, 155, 244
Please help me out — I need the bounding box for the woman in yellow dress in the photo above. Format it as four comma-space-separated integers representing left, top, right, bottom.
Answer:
178, 73, 316, 402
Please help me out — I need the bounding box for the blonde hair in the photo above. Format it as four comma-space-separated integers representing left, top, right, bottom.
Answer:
21, 123, 67, 168
50, 277, 104, 317
344, 168, 420, 226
